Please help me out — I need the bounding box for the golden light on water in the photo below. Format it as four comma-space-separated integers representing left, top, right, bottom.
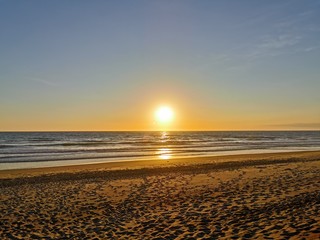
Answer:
157, 132, 171, 159
160, 131, 168, 142
157, 148, 171, 160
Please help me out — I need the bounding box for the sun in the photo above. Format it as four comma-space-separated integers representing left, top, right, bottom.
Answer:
155, 106, 174, 124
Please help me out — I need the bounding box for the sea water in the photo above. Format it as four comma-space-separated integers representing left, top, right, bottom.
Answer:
0, 131, 319, 170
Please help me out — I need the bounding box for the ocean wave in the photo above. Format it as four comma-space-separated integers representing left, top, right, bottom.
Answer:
0, 131, 319, 164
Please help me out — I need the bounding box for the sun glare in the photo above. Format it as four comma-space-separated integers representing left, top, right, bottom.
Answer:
155, 106, 174, 124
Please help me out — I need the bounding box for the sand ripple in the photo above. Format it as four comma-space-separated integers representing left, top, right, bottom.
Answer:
1, 158, 320, 239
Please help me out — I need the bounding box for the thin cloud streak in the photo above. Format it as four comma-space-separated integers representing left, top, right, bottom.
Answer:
266, 123, 320, 130
193, 1, 320, 73
28, 77, 59, 87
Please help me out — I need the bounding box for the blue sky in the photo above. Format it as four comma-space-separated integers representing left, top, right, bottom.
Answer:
0, 0, 319, 130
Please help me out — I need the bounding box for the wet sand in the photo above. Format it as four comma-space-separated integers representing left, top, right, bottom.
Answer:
1, 151, 320, 239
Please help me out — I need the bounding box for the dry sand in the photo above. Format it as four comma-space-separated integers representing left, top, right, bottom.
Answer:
1, 151, 320, 239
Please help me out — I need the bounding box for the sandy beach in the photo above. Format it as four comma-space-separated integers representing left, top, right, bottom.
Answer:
1, 151, 320, 239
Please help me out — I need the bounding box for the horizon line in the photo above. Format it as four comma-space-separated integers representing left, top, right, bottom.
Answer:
0, 129, 319, 132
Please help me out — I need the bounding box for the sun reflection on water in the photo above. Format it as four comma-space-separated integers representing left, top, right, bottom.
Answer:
160, 131, 168, 142
157, 148, 171, 160
157, 132, 171, 159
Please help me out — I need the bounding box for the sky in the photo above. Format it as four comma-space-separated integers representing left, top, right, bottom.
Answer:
0, 0, 320, 131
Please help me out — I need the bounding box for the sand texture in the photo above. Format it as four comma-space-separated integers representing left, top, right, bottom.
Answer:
1, 151, 320, 239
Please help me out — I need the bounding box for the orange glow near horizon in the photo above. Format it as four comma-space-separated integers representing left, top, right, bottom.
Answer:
0, 99, 319, 131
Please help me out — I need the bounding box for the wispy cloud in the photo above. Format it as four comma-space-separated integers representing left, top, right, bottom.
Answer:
267, 123, 320, 130
28, 77, 59, 87
191, 1, 320, 74
303, 45, 320, 52
259, 34, 301, 50
250, 4, 319, 58
244, 33, 302, 61
229, 5, 319, 68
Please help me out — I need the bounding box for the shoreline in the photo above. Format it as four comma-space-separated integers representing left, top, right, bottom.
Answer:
2, 147, 320, 170
1, 150, 319, 180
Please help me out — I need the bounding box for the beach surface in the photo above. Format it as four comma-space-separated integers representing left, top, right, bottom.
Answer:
1, 151, 320, 239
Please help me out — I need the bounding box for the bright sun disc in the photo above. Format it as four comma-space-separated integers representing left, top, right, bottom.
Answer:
155, 106, 174, 123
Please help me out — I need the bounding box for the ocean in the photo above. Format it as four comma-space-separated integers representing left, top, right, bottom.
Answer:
0, 131, 319, 170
